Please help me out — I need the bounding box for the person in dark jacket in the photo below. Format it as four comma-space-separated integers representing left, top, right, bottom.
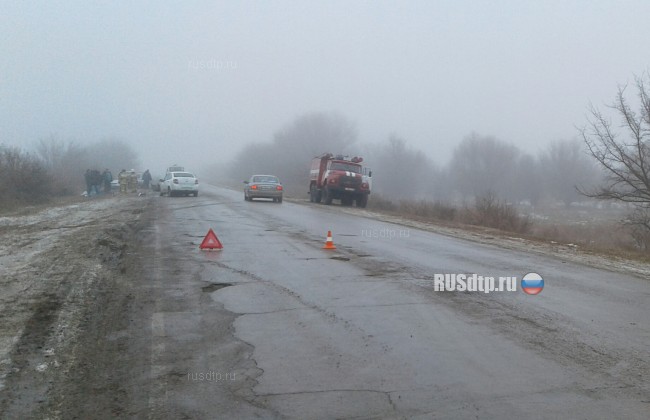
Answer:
90, 169, 102, 195
102, 169, 113, 194
142, 170, 152, 189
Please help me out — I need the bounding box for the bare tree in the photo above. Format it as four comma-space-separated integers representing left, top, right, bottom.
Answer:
580, 73, 650, 236
86, 138, 139, 173
449, 133, 521, 201
540, 139, 601, 207
368, 135, 435, 200
36, 136, 89, 195
228, 112, 357, 193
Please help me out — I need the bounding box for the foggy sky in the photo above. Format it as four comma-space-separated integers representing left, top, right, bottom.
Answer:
2, 0, 650, 173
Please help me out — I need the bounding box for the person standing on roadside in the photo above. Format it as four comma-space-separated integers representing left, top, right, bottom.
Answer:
102, 169, 113, 194
128, 169, 137, 193
118, 169, 128, 194
142, 169, 152, 189
91, 169, 102, 195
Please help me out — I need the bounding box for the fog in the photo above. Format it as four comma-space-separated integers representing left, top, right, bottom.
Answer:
2, 1, 650, 174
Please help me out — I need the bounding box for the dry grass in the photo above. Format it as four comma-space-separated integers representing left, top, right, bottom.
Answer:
369, 194, 530, 234
530, 216, 650, 259
368, 194, 650, 261
463, 194, 531, 233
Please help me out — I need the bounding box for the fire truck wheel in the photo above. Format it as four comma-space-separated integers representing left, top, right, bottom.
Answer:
310, 184, 321, 203
323, 188, 333, 205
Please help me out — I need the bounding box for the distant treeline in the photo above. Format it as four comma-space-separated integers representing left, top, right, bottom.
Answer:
214, 111, 601, 208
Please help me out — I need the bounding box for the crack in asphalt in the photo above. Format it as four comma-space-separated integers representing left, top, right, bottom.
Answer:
252, 388, 402, 417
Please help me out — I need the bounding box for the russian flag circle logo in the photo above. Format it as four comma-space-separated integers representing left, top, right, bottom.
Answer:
521, 272, 544, 295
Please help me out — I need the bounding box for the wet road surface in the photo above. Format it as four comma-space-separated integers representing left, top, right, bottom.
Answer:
139, 184, 650, 419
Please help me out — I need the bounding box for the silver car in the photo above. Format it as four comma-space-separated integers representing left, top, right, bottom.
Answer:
244, 175, 283, 203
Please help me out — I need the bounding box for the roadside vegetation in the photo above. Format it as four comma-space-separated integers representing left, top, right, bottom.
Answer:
0, 146, 51, 208
0, 137, 138, 212
368, 194, 531, 234
368, 193, 649, 259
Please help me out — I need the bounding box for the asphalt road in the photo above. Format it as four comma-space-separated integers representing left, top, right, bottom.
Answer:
135, 184, 649, 419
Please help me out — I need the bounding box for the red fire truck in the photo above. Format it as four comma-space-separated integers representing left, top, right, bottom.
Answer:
309, 153, 370, 208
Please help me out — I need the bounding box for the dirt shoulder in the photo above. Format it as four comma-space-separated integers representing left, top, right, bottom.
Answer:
0, 195, 153, 418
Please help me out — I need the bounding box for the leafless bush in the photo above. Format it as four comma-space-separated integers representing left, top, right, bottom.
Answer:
461, 193, 531, 233
0, 145, 51, 208
399, 200, 456, 221
367, 194, 398, 212
371, 193, 532, 232
623, 207, 650, 251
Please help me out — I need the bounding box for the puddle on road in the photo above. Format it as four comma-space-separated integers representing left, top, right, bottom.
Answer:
201, 283, 233, 292
330, 256, 351, 261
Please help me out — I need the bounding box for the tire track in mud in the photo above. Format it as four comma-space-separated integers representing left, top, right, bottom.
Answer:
0, 198, 151, 419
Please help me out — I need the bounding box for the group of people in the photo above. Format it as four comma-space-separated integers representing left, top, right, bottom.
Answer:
117, 169, 139, 194
117, 169, 151, 194
84, 169, 113, 196
84, 168, 152, 196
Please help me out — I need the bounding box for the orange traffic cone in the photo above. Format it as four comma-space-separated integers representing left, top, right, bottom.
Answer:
323, 230, 336, 250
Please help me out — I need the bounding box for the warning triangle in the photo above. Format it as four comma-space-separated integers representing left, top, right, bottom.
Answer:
199, 228, 223, 250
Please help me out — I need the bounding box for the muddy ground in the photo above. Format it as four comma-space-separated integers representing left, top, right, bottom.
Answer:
0, 196, 154, 418
0, 194, 262, 419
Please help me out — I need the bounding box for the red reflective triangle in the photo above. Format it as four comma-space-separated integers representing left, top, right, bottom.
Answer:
199, 228, 223, 250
